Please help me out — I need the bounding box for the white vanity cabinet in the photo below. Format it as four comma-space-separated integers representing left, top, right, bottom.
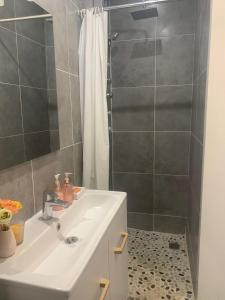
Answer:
70, 200, 128, 300
0, 191, 128, 300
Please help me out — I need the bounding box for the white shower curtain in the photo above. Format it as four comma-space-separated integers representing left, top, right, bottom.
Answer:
79, 8, 109, 190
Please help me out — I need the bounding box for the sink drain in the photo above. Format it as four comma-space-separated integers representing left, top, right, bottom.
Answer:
57, 223, 78, 245
65, 236, 79, 244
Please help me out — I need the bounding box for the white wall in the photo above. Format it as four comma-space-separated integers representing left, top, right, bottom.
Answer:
198, 0, 225, 299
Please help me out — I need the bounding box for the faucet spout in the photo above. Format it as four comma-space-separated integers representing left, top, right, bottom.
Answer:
42, 191, 69, 221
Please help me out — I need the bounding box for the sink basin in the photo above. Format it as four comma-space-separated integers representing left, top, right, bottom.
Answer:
0, 190, 126, 298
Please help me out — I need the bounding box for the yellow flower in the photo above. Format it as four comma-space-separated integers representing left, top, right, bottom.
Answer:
0, 208, 12, 225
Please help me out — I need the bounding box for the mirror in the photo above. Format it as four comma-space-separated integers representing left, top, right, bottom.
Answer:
0, 0, 59, 171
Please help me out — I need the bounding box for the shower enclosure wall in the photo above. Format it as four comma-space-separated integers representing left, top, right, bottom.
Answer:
106, 0, 211, 296
108, 0, 195, 232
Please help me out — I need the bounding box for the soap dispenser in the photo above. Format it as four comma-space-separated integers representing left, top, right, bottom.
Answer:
49, 174, 65, 212
62, 172, 74, 204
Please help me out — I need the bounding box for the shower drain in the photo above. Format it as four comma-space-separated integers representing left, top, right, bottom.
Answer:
169, 241, 180, 250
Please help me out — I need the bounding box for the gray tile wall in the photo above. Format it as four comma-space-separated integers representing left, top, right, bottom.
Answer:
109, 0, 195, 233
0, 0, 60, 168
187, 0, 211, 294
0, 0, 93, 222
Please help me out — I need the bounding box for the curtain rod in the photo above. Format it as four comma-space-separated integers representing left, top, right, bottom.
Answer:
103, 0, 174, 11
0, 14, 52, 23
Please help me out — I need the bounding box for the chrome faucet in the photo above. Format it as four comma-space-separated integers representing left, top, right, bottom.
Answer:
42, 191, 68, 221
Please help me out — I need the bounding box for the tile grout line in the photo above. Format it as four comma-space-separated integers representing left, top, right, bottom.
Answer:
112, 83, 193, 89
112, 130, 192, 133
192, 132, 203, 146
111, 33, 195, 44
113, 171, 189, 177
14, 0, 26, 162
56, 67, 79, 77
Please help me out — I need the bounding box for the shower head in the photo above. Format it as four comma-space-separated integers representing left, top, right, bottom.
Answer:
131, 7, 158, 20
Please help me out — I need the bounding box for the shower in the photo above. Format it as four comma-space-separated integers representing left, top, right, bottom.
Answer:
106, 0, 202, 298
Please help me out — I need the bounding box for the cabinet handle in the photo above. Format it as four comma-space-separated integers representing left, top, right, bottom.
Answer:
114, 232, 128, 254
99, 278, 110, 300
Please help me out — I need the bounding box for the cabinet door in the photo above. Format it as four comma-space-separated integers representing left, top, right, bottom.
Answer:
70, 234, 110, 300
108, 201, 128, 300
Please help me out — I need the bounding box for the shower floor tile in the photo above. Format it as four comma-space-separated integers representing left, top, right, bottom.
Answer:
128, 228, 195, 300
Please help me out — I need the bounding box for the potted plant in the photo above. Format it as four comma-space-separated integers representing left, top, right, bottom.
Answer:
0, 200, 22, 258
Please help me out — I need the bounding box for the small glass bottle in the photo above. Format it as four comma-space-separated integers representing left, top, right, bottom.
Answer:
62, 173, 74, 204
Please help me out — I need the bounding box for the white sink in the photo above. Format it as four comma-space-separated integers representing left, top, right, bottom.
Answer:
0, 190, 126, 299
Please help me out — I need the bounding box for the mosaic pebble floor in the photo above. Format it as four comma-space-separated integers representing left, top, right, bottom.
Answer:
128, 228, 195, 300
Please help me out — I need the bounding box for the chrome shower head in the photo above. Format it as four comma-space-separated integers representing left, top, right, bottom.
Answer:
131, 7, 158, 20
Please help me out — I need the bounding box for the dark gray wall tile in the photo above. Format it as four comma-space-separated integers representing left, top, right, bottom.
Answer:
110, 5, 156, 41
191, 81, 198, 136
193, 72, 206, 143
189, 135, 203, 202
154, 215, 186, 234
50, 130, 60, 151
188, 187, 201, 289
70, 74, 82, 143
52, 2, 69, 71
58, 145, 74, 183
56, 70, 73, 148
46, 46, 57, 89
44, 18, 54, 46
73, 142, 83, 186
0, 135, 25, 170
24, 131, 51, 160
48, 89, 59, 130
17, 35, 47, 88
187, 190, 200, 295
112, 39, 155, 87
113, 132, 154, 173
128, 212, 153, 231
154, 175, 189, 217
155, 132, 190, 175
0, 0, 15, 31
112, 87, 154, 131
0, 83, 22, 137
156, 0, 195, 36
194, 0, 210, 79
188, 0, 210, 291
114, 172, 154, 213
67, 2, 80, 75
0, 161, 34, 221
0, 27, 19, 84
155, 85, 192, 131
15, 0, 46, 44
156, 35, 194, 85
21, 87, 49, 133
